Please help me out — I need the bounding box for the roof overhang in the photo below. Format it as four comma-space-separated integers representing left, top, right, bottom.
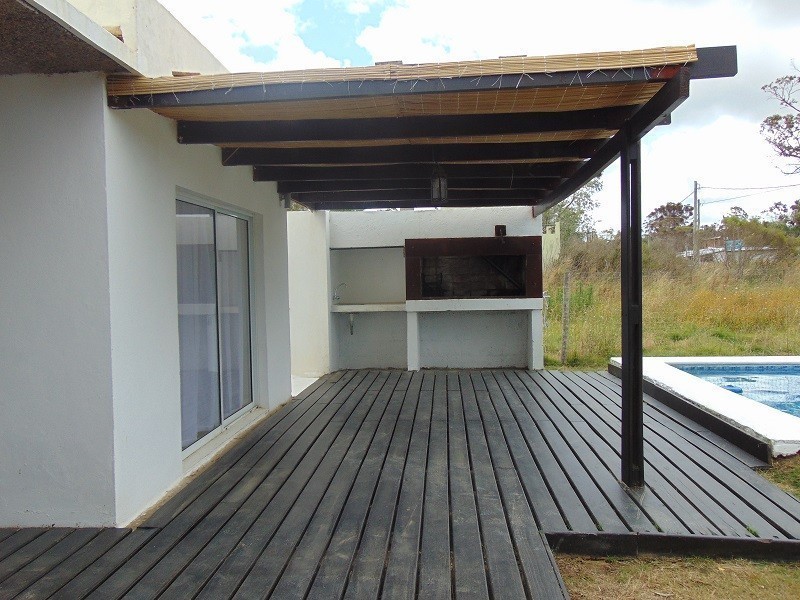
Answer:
1, 0, 136, 75
106, 45, 737, 211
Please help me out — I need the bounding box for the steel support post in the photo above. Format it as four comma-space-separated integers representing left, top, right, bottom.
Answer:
620, 134, 644, 487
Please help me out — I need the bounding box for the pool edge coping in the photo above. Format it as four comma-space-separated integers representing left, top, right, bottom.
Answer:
609, 356, 800, 460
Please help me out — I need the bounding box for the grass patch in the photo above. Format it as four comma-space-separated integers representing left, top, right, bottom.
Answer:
556, 554, 800, 599
543, 260, 800, 368
762, 454, 800, 499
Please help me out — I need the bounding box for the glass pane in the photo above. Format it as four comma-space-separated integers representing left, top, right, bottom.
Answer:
176, 200, 221, 449
216, 213, 252, 419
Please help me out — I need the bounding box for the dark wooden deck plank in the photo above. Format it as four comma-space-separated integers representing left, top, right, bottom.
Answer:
447, 374, 490, 600
496, 371, 598, 532
416, 373, 452, 600
304, 372, 419, 600
534, 371, 661, 533
516, 372, 630, 534
0, 528, 73, 584
544, 370, 692, 535
465, 373, 529, 600
271, 372, 424, 600
0, 528, 101, 599
591, 372, 800, 529
6, 369, 800, 600
0, 530, 46, 563
158, 371, 389, 600
380, 374, 434, 600
50, 528, 157, 600
338, 374, 420, 600
579, 371, 800, 539
478, 372, 569, 599
593, 371, 768, 468
479, 374, 569, 533
89, 370, 372, 599
556, 370, 724, 536
142, 371, 342, 529
0, 532, 16, 546
15, 528, 130, 600
572, 371, 764, 537
235, 371, 412, 600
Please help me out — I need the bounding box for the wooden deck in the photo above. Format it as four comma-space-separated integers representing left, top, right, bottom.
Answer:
2, 369, 800, 599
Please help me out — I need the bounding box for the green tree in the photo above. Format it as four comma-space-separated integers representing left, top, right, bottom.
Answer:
761, 72, 800, 174
542, 176, 602, 245
644, 202, 694, 237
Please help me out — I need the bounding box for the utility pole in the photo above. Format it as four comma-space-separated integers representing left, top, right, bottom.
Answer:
692, 180, 700, 264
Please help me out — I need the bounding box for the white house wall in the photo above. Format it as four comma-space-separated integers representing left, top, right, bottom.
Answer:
68, 0, 227, 76
287, 212, 331, 378
329, 207, 541, 248
103, 105, 291, 525
0, 73, 116, 527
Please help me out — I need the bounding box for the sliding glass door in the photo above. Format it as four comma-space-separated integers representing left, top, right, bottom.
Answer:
176, 200, 252, 450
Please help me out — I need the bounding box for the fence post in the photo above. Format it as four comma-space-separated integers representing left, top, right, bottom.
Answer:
560, 271, 570, 365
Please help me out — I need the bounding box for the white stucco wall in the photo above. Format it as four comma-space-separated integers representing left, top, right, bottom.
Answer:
288, 212, 331, 378
329, 248, 406, 304
0, 73, 116, 526
418, 312, 529, 368
333, 312, 408, 370
69, 0, 226, 76
329, 207, 540, 248
287, 207, 544, 374
103, 105, 290, 525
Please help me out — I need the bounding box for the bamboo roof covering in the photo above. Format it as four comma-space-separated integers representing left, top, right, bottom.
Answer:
106, 46, 697, 96
106, 44, 738, 211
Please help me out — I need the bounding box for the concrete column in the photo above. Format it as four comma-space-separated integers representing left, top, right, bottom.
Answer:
528, 309, 544, 370
406, 311, 420, 370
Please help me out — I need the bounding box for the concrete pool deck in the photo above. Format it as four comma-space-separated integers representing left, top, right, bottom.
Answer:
610, 356, 800, 458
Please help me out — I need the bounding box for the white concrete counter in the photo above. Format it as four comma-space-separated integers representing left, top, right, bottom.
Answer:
331, 302, 406, 313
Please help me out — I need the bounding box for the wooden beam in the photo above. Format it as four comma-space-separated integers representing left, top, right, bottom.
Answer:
222, 141, 600, 166
255, 162, 578, 181
535, 68, 690, 214
111, 68, 658, 109
301, 198, 541, 210
292, 188, 544, 204
277, 177, 550, 194
177, 107, 633, 144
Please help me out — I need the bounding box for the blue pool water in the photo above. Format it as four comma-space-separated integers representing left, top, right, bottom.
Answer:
675, 364, 800, 418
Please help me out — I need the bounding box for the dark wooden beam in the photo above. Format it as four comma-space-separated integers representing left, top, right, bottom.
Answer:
301, 198, 540, 210
111, 67, 659, 109
255, 162, 578, 181
222, 140, 599, 166
620, 133, 644, 488
535, 67, 691, 214
691, 45, 737, 79
177, 107, 631, 144
277, 177, 550, 194
292, 188, 544, 204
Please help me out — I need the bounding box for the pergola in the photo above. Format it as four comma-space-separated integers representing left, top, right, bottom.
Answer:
107, 44, 737, 487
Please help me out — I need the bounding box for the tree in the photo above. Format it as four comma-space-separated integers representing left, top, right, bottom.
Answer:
761, 72, 800, 174
644, 202, 693, 237
541, 176, 602, 245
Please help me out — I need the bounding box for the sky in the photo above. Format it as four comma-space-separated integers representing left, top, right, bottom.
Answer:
159, 0, 800, 232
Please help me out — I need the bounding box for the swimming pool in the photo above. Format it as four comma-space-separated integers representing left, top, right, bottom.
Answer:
675, 364, 800, 418
610, 356, 800, 457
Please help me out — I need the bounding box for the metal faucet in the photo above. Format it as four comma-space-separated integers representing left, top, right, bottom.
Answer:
332, 282, 347, 303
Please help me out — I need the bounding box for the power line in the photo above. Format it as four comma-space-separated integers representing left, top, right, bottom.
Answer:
700, 183, 800, 191
701, 187, 794, 205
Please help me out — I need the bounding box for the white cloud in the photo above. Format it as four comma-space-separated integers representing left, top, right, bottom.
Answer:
159, 0, 343, 71
340, 0, 385, 16
157, 0, 800, 231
